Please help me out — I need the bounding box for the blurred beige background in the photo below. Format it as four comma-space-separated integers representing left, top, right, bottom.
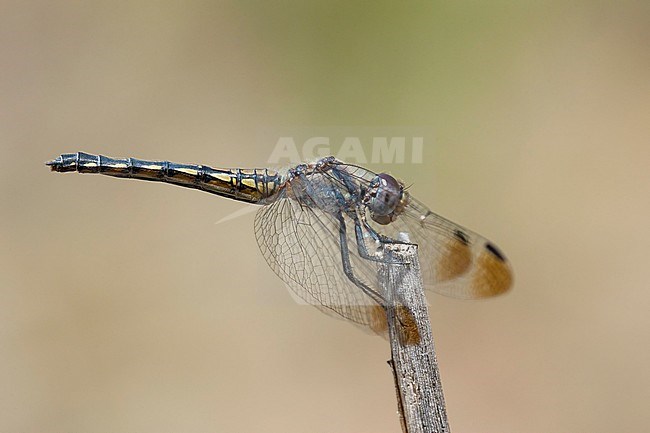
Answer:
1, 1, 649, 432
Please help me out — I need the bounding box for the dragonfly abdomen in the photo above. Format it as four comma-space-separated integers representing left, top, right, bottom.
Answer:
46, 152, 280, 204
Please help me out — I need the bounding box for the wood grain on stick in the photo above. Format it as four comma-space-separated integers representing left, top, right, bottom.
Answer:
380, 240, 450, 433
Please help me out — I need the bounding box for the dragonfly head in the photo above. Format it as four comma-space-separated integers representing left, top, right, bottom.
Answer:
364, 173, 405, 225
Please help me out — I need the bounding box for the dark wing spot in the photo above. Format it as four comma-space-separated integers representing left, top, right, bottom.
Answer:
454, 230, 470, 245
485, 242, 506, 261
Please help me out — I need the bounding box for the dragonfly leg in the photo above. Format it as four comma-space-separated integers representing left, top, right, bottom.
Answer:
337, 212, 388, 307
351, 213, 404, 264
339, 212, 420, 344
360, 212, 413, 247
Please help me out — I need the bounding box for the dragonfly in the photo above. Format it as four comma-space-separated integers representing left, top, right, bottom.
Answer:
47, 152, 512, 345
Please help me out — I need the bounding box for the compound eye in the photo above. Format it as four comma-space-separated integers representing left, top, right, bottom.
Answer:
367, 173, 402, 217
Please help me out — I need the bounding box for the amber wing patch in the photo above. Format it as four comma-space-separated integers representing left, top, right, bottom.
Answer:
470, 247, 513, 298
435, 235, 472, 282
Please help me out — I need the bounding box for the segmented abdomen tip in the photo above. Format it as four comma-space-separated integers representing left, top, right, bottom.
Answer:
45, 156, 65, 171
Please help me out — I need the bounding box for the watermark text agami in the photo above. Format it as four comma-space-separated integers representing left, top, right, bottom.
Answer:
268, 136, 424, 165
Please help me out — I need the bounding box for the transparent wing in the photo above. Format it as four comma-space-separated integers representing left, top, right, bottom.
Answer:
253, 157, 510, 345
330, 160, 513, 299
371, 194, 513, 299
254, 196, 390, 337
